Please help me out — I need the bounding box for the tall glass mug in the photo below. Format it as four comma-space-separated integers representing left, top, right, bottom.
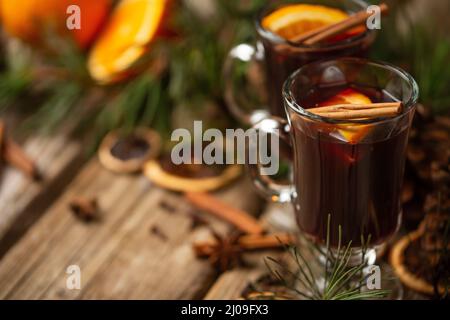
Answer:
224, 0, 376, 125
249, 58, 418, 259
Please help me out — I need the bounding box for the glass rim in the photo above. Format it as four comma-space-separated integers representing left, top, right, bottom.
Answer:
255, 0, 376, 50
282, 57, 420, 125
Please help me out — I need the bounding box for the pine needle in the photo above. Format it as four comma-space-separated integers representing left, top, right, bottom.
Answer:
264, 216, 390, 300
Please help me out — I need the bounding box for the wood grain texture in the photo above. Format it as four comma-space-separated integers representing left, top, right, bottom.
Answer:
0, 86, 106, 257
204, 269, 265, 300
203, 203, 292, 300
0, 159, 262, 299
0, 134, 84, 257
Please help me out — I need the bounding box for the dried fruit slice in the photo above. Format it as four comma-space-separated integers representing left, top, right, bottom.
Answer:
143, 160, 242, 193
88, 0, 169, 83
319, 89, 373, 143
261, 4, 362, 42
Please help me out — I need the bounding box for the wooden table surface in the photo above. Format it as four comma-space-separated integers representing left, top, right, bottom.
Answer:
0, 132, 424, 300
0, 130, 281, 299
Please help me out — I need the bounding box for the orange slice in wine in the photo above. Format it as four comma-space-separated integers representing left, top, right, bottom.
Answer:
319, 89, 373, 143
88, 0, 169, 83
261, 4, 363, 42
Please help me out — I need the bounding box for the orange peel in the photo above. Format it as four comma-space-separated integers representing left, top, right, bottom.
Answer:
262, 4, 362, 42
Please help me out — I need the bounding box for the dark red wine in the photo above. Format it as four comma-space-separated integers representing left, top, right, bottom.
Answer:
260, 30, 374, 118
289, 86, 409, 247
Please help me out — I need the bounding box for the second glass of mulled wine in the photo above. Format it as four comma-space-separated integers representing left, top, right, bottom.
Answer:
249, 58, 418, 258
224, 0, 377, 125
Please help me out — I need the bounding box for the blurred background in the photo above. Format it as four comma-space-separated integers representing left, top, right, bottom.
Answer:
0, 0, 448, 140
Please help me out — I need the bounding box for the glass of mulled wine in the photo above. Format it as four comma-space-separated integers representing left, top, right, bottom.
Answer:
248, 58, 418, 259
223, 0, 376, 125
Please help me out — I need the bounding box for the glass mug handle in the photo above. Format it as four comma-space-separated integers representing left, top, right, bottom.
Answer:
223, 42, 270, 125
247, 117, 295, 203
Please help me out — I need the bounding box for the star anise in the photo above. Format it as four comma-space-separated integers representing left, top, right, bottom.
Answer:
69, 197, 99, 222
193, 231, 295, 272
200, 230, 246, 272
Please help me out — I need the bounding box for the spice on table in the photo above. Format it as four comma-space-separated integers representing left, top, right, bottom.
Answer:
0, 121, 4, 166
187, 209, 209, 230
150, 225, 168, 242
185, 192, 264, 235
194, 233, 295, 257
3, 138, 41, 180
0, 120, 40, 180
158, 199, 177, 213
69, 197, 99, 222
193, 232, 295, 271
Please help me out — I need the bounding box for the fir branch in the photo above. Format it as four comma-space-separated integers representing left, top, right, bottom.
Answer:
264, 216, 390, 300
23, 82, 83, 133
94, 72, 171, 147
0, 39, 33, 112
3, 0, 449, 141
0, 70, 31, 111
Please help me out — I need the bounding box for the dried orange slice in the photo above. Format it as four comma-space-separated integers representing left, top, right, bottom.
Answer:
262, 4, 358, 41
88, 0, 169, 83
319, 89, 373, 143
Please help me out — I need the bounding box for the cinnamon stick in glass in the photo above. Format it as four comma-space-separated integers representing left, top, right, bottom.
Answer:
308, 102, 402, 119
293, 3, 389, 45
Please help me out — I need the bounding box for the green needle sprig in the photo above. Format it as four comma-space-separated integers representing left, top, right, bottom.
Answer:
263, 215, 390, 300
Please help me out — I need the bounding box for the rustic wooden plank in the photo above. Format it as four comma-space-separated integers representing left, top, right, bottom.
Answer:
204, 269, 265, 300
79, 177, 262, 300
0, 134, 84, 257
0, 160, 106, 297
0, 87, 105, 257
203, 203, 291, 300
0, 159, 262, 299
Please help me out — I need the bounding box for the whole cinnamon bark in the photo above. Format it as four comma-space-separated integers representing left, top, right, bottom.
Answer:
185, 192, 264, 234
0, 121, 4, 168
3, 139, 40, 180
293, 3, 389, 45
308, 102, 401, 113
194, 233, 295, 257
309, 102, 402, 120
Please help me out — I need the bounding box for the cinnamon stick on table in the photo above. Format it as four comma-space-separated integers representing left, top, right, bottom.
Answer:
185, 192, 264, 235
69, 197, 99, 222
3, 137, 40, 180
293, 3, 389, 45
194, 233, 295, 257
0, 119, 40, 180
0, 121, 4, 155
0, 121, 4, 171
